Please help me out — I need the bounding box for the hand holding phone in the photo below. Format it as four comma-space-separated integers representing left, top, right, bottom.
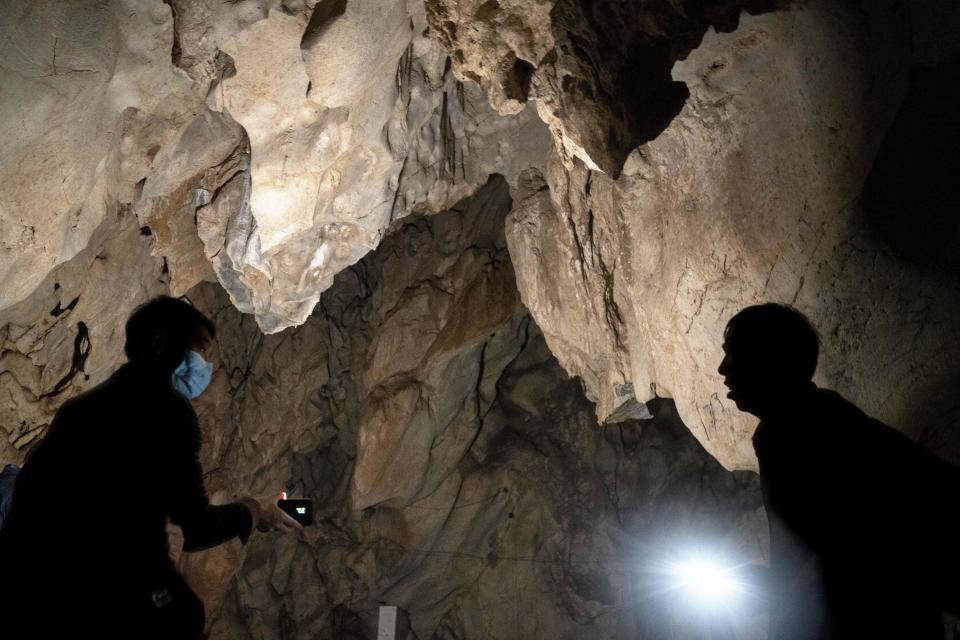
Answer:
277, 498, 313, 527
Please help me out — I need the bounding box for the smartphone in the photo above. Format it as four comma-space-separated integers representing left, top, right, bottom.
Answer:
277, 498, 314, 526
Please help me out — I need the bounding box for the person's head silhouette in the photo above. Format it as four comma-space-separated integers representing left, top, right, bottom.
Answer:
719, 304, 820, 419
124, 296, 216, 375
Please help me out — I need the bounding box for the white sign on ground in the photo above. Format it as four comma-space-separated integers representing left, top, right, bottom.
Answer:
378, 605, 398, 640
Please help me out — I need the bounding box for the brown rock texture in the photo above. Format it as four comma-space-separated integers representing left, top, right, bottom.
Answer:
0, 0, 551, 333
504, 1, 960, 469
3, 0, 960, 636
1, 178, 765, 639
184, 178, 766, 639
425, 0, 785, 176
0, 212, 168, 463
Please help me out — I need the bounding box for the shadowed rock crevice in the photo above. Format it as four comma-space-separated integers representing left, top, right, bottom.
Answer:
167, 176, 766, 639
862, 59, 960, 265
301, 0, 349, 49
425, 0, 789, 176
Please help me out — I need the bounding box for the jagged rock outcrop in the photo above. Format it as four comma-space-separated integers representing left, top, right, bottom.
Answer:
177, 177, 765, 639
0, 0, 193, 311
503, 1, 960, 470
1, 0, 551, 333
424, 0, 784, 177
4, 0, 960, 636
0, 212, 168, 465
0, 172, 766, 639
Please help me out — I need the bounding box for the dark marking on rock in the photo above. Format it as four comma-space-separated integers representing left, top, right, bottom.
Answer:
162, 0, 183, 67
39, 321, 90, 399
301, 0, 348, 50
50, 296, 80, 318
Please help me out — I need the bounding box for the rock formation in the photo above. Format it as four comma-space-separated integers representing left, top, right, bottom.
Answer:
2, 0, 550, 333
185, 178, 767, 639
1, 177, 766, 638
2, 0, 960, 637
0, 212, 168, 464
500, 1, 960, 469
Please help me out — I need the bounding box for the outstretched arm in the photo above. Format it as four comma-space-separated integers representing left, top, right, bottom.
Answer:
165, 414, 254, 552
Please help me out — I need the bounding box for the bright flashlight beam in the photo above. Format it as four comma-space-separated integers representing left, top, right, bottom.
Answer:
668, 556, 744, 609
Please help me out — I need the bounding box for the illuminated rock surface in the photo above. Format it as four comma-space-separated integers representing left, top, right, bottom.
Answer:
2, 0, 960, 637
2, 177, 766, 638
1, 0, 549, 333
502, 2, 960, 469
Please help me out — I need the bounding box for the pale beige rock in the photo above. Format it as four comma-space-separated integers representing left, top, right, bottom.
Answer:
506, 1, 960, 470
425, 0, 788, 176
194, 1, 550, 333
0, 212, 168, 464
134, 108, 249, 296
0, 0, 193, 312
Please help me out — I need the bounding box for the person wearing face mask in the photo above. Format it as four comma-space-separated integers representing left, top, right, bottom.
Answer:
0, 296, 300, 639
171, 348, 215, 401
719, 303, 960, 639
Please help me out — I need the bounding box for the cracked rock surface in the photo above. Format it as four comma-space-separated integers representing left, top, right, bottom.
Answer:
186, 177, 767, 639
504, 0, 960, 469
3, 0, 960, 636
1, 178, 765, 639
1, 0, 550, 333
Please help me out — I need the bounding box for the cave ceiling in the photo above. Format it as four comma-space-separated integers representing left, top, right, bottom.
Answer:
2, 0, 960, 471
2, 0, 960, 638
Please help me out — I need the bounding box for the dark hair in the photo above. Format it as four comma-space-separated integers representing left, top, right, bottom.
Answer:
124, 296, 216, 362
724, 303, 820, 380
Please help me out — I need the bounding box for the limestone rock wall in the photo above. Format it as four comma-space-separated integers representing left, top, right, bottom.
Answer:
1, 0, 551, 333
0, 173, 766, 638
3, 0, 960, 636
424, 0, 785, 176
0, 212, 169, 464
6, 0, 959, 474
502, 0, 960, 469
0, 0, 192, 311
180, 178, 765, 639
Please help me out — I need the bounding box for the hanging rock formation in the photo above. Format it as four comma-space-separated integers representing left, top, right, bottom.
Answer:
5, 0, 960, 472
3, 0, 960, 636
501, 1, 960, 469
183, 178, 766, 639
424, 0, 784, 176
0, 0, 192, 311
1, 0, 551, 333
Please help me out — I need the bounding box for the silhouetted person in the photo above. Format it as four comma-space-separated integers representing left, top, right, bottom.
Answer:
0, 296, 299, 639
719, 303, 958, 639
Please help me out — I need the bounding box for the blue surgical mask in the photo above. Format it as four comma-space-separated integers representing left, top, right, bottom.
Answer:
171, 350, 213, 400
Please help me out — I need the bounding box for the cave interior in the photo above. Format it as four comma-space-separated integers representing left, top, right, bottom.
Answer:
1, 0, 959, 638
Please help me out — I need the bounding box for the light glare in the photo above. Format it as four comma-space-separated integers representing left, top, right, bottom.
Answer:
670, 556, 743, 608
